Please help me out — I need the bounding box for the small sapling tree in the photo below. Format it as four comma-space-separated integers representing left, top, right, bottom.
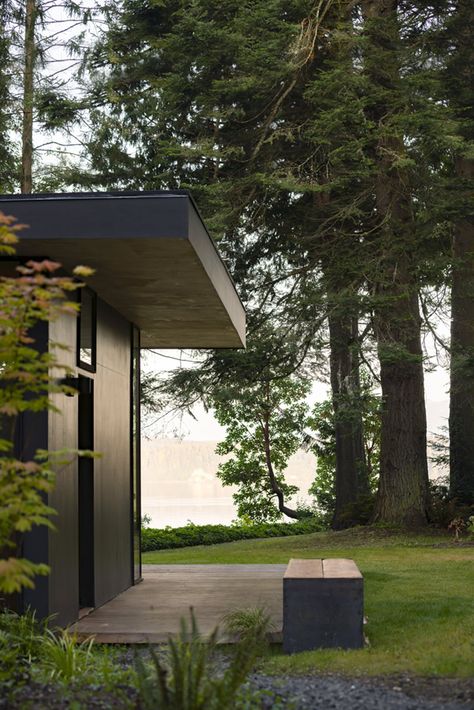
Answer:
214, 366, 312, 523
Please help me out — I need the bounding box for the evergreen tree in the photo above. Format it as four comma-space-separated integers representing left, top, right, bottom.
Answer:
0, 0, 99, 192
0, 3, 19, 190
446, 0, 474, 505
77, 0, 377, 524
360, 0, 430, 526
74, 0, 461, 526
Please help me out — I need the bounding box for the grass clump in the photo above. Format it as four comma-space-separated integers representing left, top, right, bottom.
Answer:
0, 609, 44, 684
135, 609, 268, 710
39, 628, 94, 682
222, 606, 273, 650
0, 609, 136, 706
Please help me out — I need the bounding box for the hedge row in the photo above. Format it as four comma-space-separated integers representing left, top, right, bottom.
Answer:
141, 517, 322, 552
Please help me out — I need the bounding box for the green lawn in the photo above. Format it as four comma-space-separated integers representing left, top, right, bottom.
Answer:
143, 529, 474, 677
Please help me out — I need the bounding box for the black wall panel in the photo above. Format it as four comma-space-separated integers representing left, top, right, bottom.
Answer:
48, 312, 79, 627
14, 293, 133, 625
16, 322, 49, 619
93, 299, 132, 608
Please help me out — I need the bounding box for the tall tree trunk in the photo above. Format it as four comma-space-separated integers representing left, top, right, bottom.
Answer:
448, 0, 474, 505
450, 156, 474, 504
21, 0, 35, 194
0, 22, 14, 190
328, 311, 368, 528
362, 0, 429, 527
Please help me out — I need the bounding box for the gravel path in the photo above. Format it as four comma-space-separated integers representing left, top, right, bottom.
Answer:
247, 674, 474, 709
1, 673, 473, 708
2, 647, 473, 709
114, 646, 474, 710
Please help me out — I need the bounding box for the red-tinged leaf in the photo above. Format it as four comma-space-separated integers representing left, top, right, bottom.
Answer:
26, 259, 61, 273
0, 404, 18, 415
61, 303, 80, 315
22, 461, 42, 473
0, 212, 22, 227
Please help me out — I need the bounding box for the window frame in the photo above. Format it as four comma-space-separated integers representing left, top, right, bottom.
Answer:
130, 325, 142, 584
76, 287, 97, 373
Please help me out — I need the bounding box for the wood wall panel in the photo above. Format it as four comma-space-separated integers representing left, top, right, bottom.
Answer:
93, 299, 132, 608
48, 312, 79, 627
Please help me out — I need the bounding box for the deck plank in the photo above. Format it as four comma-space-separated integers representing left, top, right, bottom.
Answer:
70, 564, 286, 643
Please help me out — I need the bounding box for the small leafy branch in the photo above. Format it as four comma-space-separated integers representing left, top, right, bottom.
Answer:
0, 212, 92, 595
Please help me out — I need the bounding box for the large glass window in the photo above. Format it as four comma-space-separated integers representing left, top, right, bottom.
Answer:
77, 288, 96, 372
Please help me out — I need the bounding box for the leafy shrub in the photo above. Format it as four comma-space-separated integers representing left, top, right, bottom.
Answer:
0, 610, 94, 685
135, 609, 264, 710
0, 609, 135, 698
334, 494, 376, 528
141, 517, 322, 552
0, 609, 44, 683
429, 476, 474, 529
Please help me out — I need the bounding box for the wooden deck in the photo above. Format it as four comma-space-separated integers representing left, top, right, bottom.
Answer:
71, 564, 286, 643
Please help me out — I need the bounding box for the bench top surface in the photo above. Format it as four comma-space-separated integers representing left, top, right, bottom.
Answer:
284, 558, 362, 580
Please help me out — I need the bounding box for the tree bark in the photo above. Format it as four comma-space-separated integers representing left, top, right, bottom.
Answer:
373, 276, 429, 526
328, 311, 369, 528
450, 157, 474, 504
262, 404, 305, 521
448, 0, 474, 505
21, 0, 36, 194
362, 0, 429, 527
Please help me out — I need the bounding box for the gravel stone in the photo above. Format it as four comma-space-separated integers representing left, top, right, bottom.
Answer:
2, 646, 473, 709
246, 674, 474, 709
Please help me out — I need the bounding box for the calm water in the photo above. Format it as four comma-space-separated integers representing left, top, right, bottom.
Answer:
141, 438, 316, 528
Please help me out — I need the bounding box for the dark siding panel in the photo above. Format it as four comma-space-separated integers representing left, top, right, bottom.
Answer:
21, 410, 49, 618
48, 312, 79, 627
18, 322, 49, 619
94, 299, 132, 607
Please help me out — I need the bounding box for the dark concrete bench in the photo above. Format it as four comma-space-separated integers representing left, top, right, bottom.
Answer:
283, 558, 364, 653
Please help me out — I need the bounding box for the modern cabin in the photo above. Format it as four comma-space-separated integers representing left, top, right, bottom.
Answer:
0, 191, 245, 627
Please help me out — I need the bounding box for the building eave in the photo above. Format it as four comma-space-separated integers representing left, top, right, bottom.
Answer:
0, 191, 246, 348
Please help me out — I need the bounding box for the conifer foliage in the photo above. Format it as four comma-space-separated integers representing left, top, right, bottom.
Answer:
1, 1, 473, 527
70, 0, 474, 527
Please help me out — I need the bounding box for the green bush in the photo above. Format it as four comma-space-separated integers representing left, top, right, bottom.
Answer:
429, 476, 474, 529
141, 518, 322, 552
0, 609, 136, 699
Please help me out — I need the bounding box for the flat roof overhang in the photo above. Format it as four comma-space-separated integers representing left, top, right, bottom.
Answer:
0, 191, 245, 348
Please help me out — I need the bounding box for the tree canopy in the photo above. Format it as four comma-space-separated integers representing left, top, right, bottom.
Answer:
1, 0, 473, 528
